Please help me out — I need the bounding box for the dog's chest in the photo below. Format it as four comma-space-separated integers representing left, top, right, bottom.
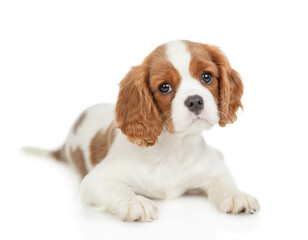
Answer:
131, 142, 202, 199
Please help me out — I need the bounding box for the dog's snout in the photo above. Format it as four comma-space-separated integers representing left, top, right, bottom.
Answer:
184, 95, 204, 115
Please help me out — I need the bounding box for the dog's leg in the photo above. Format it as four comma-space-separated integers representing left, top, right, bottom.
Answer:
201, 164, 260, 214
80, 168, 158, 222
195, 147, 260, 214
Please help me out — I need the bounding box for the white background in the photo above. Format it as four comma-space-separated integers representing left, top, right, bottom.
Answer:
1, 0, 308, 239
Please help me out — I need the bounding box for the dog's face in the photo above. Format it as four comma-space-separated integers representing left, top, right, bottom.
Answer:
116, 40, 243, 146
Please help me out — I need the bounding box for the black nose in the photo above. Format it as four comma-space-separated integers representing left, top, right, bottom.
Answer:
184, 95, 204, 115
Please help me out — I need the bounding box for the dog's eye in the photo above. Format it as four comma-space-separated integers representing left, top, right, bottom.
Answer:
201, 72, 213, 84
159, 83, 172, 95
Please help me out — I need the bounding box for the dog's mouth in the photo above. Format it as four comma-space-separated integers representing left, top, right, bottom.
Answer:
172, 117, 212, 135
190, 114, 209, 124
191, 117, 211, 126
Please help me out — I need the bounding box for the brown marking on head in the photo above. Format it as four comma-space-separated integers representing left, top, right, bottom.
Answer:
73, 111, 87, 134
51, 145, 67, 162
148, 45, 181, 133
115, 45, 181, 146
186, 41, 220, 103
186, 40, 243, 126
70, 146, 88, 177
89, 121, 116, 167
204, 45, 243, 126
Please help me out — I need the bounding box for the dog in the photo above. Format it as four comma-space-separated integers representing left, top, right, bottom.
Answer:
24, 40, 260, 221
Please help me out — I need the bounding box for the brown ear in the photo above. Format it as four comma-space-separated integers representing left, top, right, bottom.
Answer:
206, 45, 244, 127
115, 65, 163, 147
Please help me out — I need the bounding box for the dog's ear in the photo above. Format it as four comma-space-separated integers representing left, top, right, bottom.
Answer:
205, 45, 244, 126
115, 64, 163, 147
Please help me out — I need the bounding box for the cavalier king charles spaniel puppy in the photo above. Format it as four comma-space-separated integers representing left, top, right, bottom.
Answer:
25, 40, 259, 221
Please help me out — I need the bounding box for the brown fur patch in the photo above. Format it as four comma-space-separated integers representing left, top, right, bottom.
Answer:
70, 146, 88, 177
203, 44, 243, 126
89, 121, 116, 167
51, 145, 66, 162
115, 45, 181, 143
73, 111, 86, 134
148, 45, 181, 133
115, 46, 167, 147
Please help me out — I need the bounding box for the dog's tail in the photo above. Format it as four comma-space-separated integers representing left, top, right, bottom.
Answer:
22, 145, 67, 163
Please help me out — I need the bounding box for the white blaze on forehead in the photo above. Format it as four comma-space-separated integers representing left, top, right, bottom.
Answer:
165, 40, 191, 78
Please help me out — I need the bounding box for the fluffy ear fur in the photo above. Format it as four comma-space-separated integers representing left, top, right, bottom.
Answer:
206, 45, 244, 126
115, 65, 163, 147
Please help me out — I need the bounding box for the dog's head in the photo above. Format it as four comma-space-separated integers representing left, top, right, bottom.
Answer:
115, 40, 243, 147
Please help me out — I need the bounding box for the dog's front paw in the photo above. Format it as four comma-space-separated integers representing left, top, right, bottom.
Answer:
118, 195, 158, 222
219, 191, 260, 215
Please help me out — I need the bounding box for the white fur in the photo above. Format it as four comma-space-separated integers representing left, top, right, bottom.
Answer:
27, 41, 259, 221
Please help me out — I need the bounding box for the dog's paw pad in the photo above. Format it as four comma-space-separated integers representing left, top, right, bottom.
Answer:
119, 196, 158, 222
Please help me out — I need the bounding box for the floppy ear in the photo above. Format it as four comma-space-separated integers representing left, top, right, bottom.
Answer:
206, 45, 244, 127
115, 65, 163, 147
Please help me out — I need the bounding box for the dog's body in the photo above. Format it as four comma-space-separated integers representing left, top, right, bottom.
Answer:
25, 40, 259, 221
